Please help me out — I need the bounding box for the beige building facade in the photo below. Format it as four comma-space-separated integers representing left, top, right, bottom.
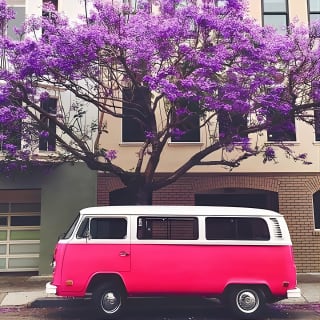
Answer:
97, 0, 320, 273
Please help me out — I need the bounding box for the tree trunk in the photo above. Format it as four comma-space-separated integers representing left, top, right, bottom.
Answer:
109, 185, 152, 205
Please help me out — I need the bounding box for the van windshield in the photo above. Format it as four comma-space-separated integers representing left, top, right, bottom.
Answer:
62, 214, 80, 239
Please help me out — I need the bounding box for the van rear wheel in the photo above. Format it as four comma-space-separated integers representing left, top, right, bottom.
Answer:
93, 282, 126, 319
228, 286, 265, 318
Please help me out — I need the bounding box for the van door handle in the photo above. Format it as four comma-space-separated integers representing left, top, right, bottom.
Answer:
119, 251, 130, 257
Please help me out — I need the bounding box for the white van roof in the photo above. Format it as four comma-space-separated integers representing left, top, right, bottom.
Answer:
79, 206, 282, 217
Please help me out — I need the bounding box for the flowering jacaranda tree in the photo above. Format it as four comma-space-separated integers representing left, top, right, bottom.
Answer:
0, 0, 319, 203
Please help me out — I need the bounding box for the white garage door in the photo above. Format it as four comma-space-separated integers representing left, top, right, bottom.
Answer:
0, 190, 41, 272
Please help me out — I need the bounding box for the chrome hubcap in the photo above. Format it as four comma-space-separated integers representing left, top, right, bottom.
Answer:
101, 291, 121, 314
236, 290, 259, 313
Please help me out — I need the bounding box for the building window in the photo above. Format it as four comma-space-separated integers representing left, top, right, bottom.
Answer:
206, 217, 270, 241
171, 99, 200, 143
0, 97, 22, 151
218, 110, 248, 139
123, 0, 137, 10
42, 0, 58, 28
267, 111, 296, 142
262, 0, 288, 34
313, 191, 320, 229
39, 98, 57, 151
309, 0, 320, 24
122, 87, 151, 143
43, 0, 58, 11
315, 110, 320, 141
137, 217, 199, 240
7, 1, 25, 40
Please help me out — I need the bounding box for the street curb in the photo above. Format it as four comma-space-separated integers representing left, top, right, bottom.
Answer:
29, 297, 90, 308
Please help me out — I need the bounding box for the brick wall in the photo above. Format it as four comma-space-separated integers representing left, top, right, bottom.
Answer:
97, 172, 320, 272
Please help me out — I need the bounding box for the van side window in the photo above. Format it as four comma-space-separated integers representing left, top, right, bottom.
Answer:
206, 217, 270, 241
76, 218, 89, 238
137, 217, 198, 240
77, 218, 127, 239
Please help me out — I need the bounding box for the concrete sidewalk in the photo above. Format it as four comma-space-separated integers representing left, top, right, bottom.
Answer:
0, 273, 319, 307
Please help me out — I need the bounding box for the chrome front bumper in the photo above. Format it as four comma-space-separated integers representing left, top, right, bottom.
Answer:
287, 287, 301, 298
46, 282, 57, 295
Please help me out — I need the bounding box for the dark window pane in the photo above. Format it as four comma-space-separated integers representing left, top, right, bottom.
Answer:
137, 217, 198, 240
11, 203, 41, 213
0, 204, 9, 213
39, 98, 57, 151
122, 87, 151, 142
171, 99, 200, 142
314, 191, 320, 229
171, 114, 200, 142
206, 217, 235, 240
0, 98, 23, 150
90, 218, 127, 239
267, 111, 296, 141
76, 218, 89, 238
315, 110, 320, 141
205, 217, 270, 240
218, 110, 248, 139
0, 217, 8, 226
11, 216, 40, 226
237, 218, 270, 241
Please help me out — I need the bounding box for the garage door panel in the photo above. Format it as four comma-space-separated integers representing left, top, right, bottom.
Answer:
10, 230, 40, 241
0, 190, 41, 272
8, 257, 39, 268
9, 243, 40, 254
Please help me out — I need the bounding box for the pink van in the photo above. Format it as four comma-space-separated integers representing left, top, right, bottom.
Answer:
46, 206, 300, 319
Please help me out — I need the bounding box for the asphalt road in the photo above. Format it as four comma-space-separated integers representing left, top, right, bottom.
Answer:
1, 299, 320, 320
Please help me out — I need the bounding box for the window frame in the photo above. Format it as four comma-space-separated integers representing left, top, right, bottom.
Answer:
205, 217, 270, 241
261, 0, 289, 34
313, 191, 320, 229
77, 217, 128, 240
171, 98, 201, 143
6, 1, 26, 41
308, 0, 320, 24
314, 109, 320, 141
217, 110, 248, 140
122, 86, 151, 143
266, 110, 296, 142
137, 216, 199, 240
39, 97, 57, 152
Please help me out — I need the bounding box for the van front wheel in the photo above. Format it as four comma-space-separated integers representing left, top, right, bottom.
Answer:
93, 282, 126, 319
228, 286, 265, 318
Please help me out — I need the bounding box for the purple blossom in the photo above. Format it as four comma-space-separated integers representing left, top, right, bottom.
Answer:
40, 91, 50, 101
298, 153, 307, 160
145, 131, 155, 139
170, 128, 185, 140
175, 108, 191, 116
0, 0, 317, 176
3, 144, 17, 156
263, 147, 276, 163
39, 131, 49, 138
104, 149, 117, 161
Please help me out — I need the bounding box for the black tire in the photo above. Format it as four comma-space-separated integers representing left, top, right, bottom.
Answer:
93, 281, 126, 319
228, 286, 265, 319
